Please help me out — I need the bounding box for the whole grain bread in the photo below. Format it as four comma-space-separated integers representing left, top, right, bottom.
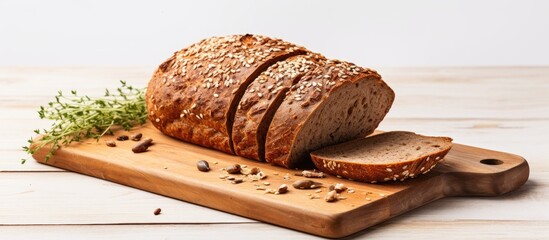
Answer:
310, 131, 453, 183
232, 53, 328, 161
264, 59, 395, 168
146, 34, 306, 154
146, 34, 397, 171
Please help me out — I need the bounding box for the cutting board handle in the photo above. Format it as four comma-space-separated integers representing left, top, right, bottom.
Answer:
439, 144, 530, 197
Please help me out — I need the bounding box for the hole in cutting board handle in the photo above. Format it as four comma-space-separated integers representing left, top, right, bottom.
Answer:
480, 159, 504, 165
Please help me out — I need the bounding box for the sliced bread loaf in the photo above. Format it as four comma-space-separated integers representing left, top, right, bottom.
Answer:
232, 53, 327, 161
310, 131, 453, 183
265, 59, 395, 168
146, 34, 306, 154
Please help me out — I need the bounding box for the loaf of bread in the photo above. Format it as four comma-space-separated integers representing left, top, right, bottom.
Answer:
146, 34, 395, 168
310, 131, 453, 182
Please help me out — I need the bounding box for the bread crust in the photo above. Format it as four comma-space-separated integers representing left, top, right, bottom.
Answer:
146, 34, 306, 154
232, 53, 327, 161
310, 132, 453, 183
265, 59, 394, 168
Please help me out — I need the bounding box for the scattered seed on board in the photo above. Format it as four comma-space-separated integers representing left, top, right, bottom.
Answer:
154, 208, 161, 215
325, 190, 338, 202
117, 135, 129, 141
197, 160, 210, 172
249, 167, 260, 175
265, 189, 276, 194
130, 133, 143, 141
249, 171, 267, 181
226, 164, 241, 174
231, 179, 244, 184
329, 183, 347, 193
277, 184, 288, 194
132, 138, 153, 153
292, 180, 322, 189
105, 140, 116, 147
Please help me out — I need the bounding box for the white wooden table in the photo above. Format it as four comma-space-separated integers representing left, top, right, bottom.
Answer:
1, 66, 547, 239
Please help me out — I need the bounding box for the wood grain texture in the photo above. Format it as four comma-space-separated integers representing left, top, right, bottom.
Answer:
3, 221, 548, 240
30, 122, 528, 238
1, 66, 547, 239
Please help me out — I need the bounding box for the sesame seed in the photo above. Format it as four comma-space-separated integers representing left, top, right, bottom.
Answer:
213, 93, 219, 98
155, 118, 160, 123
386, 168, 392, 172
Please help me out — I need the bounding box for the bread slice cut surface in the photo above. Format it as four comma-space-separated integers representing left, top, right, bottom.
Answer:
310, 131, 453, 183
265, 59, 395, 168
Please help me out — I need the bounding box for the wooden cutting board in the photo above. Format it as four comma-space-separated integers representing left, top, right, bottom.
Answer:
32, 123, 529, 238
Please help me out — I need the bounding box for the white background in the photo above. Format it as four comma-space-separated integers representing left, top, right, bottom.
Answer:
1, 0, 548, 67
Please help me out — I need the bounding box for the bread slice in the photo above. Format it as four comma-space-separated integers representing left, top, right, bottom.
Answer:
310, 131, 453, 183
265, 59, 395, 168
146, 34, 306, 154
232, 53, 327, 161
